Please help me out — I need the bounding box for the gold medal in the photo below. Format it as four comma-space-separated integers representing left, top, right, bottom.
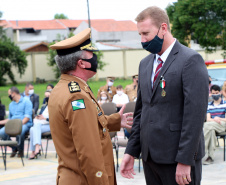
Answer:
161, 89, 166, 97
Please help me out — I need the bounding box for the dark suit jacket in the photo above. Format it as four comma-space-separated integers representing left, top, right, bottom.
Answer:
21, 93, 39, 115
125, 41, 209, 166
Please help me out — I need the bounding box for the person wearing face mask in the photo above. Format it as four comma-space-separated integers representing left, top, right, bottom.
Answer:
120, 6, 209, 185
97, 77, 117, 102
97, 91, 110, 105
124, 74, 139, 102
21, 83, 39, 115
42, 84, 54, 104
203, 85, 226, 165
0, 87, 33, 158
48, 28, 133, 185
112, 85, 129, 112
28, 90, 51, 160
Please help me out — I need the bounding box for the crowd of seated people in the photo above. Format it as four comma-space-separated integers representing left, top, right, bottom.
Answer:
0, 83, 54, 159
0, 77, 226, 168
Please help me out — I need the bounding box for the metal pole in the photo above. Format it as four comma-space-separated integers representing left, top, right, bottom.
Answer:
87, 0, 91, 28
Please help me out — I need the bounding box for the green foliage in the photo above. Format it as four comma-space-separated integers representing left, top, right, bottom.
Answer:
0, 13, 28, 86
54, 13, 68, 19
47, 34, 107, 79
166, 0, 226, 54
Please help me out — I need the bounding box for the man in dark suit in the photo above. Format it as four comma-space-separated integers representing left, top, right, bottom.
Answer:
21, 83, 39, 115
120, 6, 209, 185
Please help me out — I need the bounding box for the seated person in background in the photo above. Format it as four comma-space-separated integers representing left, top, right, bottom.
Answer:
222, 81, 226, 101
97, 77, 116, 102
21, 82, 39, 115
29, 90, 51, 159
0, 87, 32, 157
43, 84, 54, 104
112, 85, 129, 112
124, 74, 138, 102
203, 85, 226, 165
97, 91, 110, 106
0, 98, 6, 129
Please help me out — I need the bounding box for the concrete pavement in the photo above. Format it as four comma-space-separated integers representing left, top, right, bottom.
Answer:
0, 136, 226, 185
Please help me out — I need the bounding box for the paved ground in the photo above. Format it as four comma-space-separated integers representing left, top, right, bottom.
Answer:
0, 134, 226, 185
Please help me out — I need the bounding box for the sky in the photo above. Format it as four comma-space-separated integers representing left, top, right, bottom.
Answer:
1, 0, 177, 21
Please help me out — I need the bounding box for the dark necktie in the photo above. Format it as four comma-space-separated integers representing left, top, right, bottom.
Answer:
153, 57, 163, 86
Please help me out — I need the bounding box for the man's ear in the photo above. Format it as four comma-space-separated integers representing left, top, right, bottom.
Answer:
77, 59, 86, 69
161, 23, 168, 36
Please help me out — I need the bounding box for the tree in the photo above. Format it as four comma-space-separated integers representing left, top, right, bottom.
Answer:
47, 34, 107, 79
166, 0, 225, 56
54, 13, 68, 19
0, 12, 27, 86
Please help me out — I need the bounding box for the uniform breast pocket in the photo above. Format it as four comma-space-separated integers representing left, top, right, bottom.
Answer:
98, 116, 109, 139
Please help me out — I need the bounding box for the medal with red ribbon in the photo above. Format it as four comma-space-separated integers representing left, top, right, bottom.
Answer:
160, 76, 166, 97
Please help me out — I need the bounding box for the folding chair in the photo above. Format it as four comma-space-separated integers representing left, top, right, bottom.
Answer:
0, 119, 24, 170
41, 132, 52, 158
101, 102, 117, 115
216, 131, 226, 161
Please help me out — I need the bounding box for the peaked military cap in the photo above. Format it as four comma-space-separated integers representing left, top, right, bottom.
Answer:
50, 28, 98, 56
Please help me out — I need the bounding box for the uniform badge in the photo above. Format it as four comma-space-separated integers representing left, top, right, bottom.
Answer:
68, 81, 81, 93
71, 99, 86, 111
96, 171, 103, 178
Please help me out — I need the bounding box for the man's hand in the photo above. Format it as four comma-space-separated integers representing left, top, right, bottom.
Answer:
213, 116, 221, 124
120, 154, 136, 179
0, 119, 8, 125
176, 163, 191, 185
37, 115, 45, 120
118, 104, 133, 129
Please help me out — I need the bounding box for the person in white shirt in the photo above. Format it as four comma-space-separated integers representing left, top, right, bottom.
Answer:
112, 85, 129, 112
29, 90, 51, 160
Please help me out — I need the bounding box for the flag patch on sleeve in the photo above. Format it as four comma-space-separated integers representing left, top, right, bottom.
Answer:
71, 99, 86, 111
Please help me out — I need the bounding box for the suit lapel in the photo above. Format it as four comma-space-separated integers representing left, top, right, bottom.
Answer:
150, 41, 180, 101
146, 55, 155, 97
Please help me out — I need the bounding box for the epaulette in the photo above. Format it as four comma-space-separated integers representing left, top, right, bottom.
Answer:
68, 81, 81, 93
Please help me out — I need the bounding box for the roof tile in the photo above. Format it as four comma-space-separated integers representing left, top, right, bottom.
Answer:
0, 19, 137, 32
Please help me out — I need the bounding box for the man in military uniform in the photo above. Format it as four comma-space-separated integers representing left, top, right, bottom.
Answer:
48, 28, 133, 185
97, 77, 117, 101
124, 74, 138, 102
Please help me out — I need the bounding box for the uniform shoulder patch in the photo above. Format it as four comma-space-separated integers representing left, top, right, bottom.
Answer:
71, 99, 86, 111
68, 81, 81, 93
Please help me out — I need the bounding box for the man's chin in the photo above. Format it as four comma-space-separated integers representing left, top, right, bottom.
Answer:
88, 71, 97, 79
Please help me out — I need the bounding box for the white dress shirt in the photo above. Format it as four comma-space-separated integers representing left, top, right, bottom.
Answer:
151, 39, 176, 87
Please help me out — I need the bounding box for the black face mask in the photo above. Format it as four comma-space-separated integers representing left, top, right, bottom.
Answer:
82, 53, 98, 72
209, 80, 211, 84
212, 94, 221, 101
9, 95, 13, 101
141, 26, 164, 54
